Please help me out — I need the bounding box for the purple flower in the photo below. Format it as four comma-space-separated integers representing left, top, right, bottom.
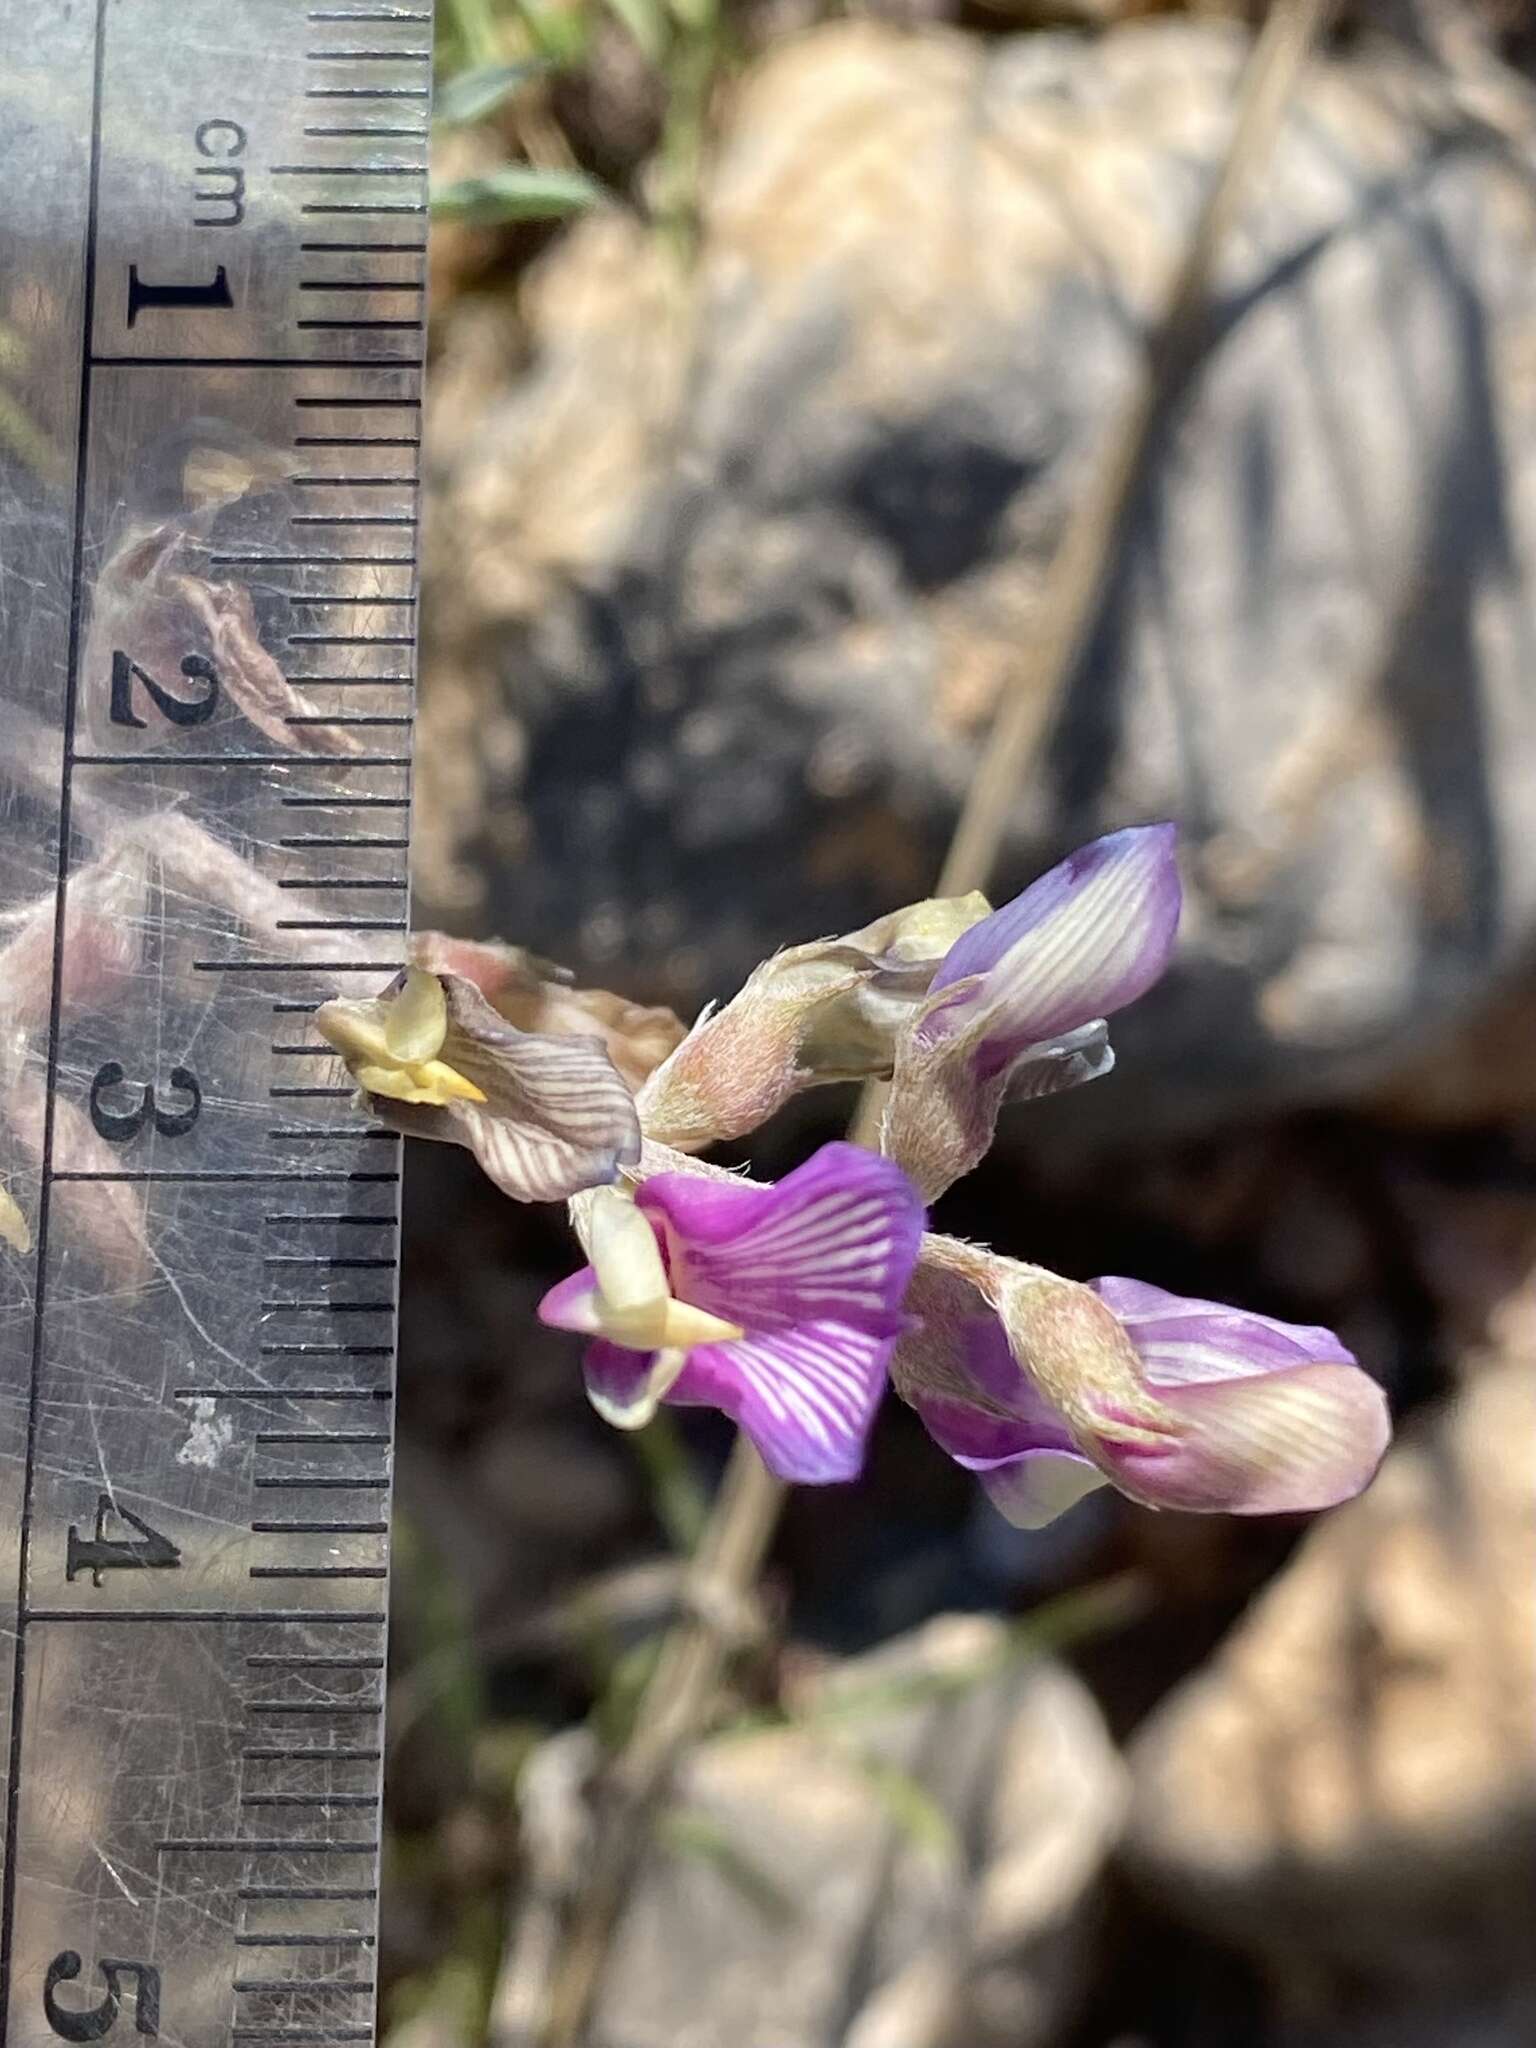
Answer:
893, 1242, 1391, 1526
882, 825, 1182, 1199
538, 1142, 927, 1483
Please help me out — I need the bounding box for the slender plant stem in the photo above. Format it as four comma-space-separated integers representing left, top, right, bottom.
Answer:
536, 2, 1335, 2038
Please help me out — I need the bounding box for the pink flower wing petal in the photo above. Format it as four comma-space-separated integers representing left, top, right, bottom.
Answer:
668, 1321, 895, 1484
1096, 1359, 1391, 1516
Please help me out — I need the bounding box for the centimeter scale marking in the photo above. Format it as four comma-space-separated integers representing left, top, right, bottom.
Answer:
0, 3, 432, 2041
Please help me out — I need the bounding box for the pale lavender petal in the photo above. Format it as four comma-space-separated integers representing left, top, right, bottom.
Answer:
637, 1142, 924, 1335
537, 1266, 601, 1334
1083, 1275, 1390, 1514
1094, 1360, 1391, 1516
977, 1452, 1109, 1529
1093, 1276, 1356, 1385
923, 824, 1181, 1057
1004, 1020, 1115, 1102
666, 1321, 895, 1484
583, 1339, 676, 1428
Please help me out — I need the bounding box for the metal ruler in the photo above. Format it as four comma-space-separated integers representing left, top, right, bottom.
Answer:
0, 3, 432, 2040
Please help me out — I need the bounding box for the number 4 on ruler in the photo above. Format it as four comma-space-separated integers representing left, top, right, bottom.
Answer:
65, 1496, 181, 1588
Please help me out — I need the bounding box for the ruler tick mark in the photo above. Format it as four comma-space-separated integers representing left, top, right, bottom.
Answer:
233, 1980, 374, 1996
289, 484, 418, 496
249, 1568, 390, 1581
276, 877, 408, 890
274, 163, 425, 176
256, 1432, 392, 1445
237, 1882, 379, 1896
247, 1655, 386, 1668
239, 1796, 381, 1810
253, 1475, 390, 1488
300, 282, 426, 295
233, 1936, 377, 1950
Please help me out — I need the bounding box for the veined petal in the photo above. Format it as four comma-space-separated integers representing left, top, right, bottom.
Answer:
1004, 1020, 1115, 1102
924, 823, 1181, 1057
359, 973, 641, 1203
1084, 1274, 1390, 1514
1094, 1360, 1391, 1516
896, 1235, 1390, 1522
881, 830, 1175, 1199
636, 1141, 925, 1334
1093, 1275, 1356, 1383
412, 930, 687, 1094
667, 1322, 895, 1484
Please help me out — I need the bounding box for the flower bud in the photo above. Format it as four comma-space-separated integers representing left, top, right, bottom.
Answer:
638, 893, 991, 1151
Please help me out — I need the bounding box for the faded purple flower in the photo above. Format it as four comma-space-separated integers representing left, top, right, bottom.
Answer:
882, 825, 1181, 1199
893, 1240, 1390, 1526
538, 1142, 926, 1483
318, 968, 641, 1203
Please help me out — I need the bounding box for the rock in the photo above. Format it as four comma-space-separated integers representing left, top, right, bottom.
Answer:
1123, 1355, 1536, 2016
421, 19, 1536, 1144
589, 1619, 1127, 2047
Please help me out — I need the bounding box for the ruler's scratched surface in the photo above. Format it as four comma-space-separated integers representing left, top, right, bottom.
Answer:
0, 4, 431, 2039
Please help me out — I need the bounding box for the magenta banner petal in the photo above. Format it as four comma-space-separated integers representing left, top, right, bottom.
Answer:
1084, 1275, 1389, 1509
638, 1142, 924, 1335
539, 1142, 927, 1483
668, 1322, 896, 1483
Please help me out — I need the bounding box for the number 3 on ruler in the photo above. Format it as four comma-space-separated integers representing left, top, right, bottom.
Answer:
88, 1064, 201, 1144
44, 1953, 160, 2041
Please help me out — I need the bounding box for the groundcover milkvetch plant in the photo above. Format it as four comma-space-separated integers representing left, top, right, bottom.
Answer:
318, 825, 1391, 1525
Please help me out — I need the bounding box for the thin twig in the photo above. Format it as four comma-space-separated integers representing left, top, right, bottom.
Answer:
532, 4, 1335, 2038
